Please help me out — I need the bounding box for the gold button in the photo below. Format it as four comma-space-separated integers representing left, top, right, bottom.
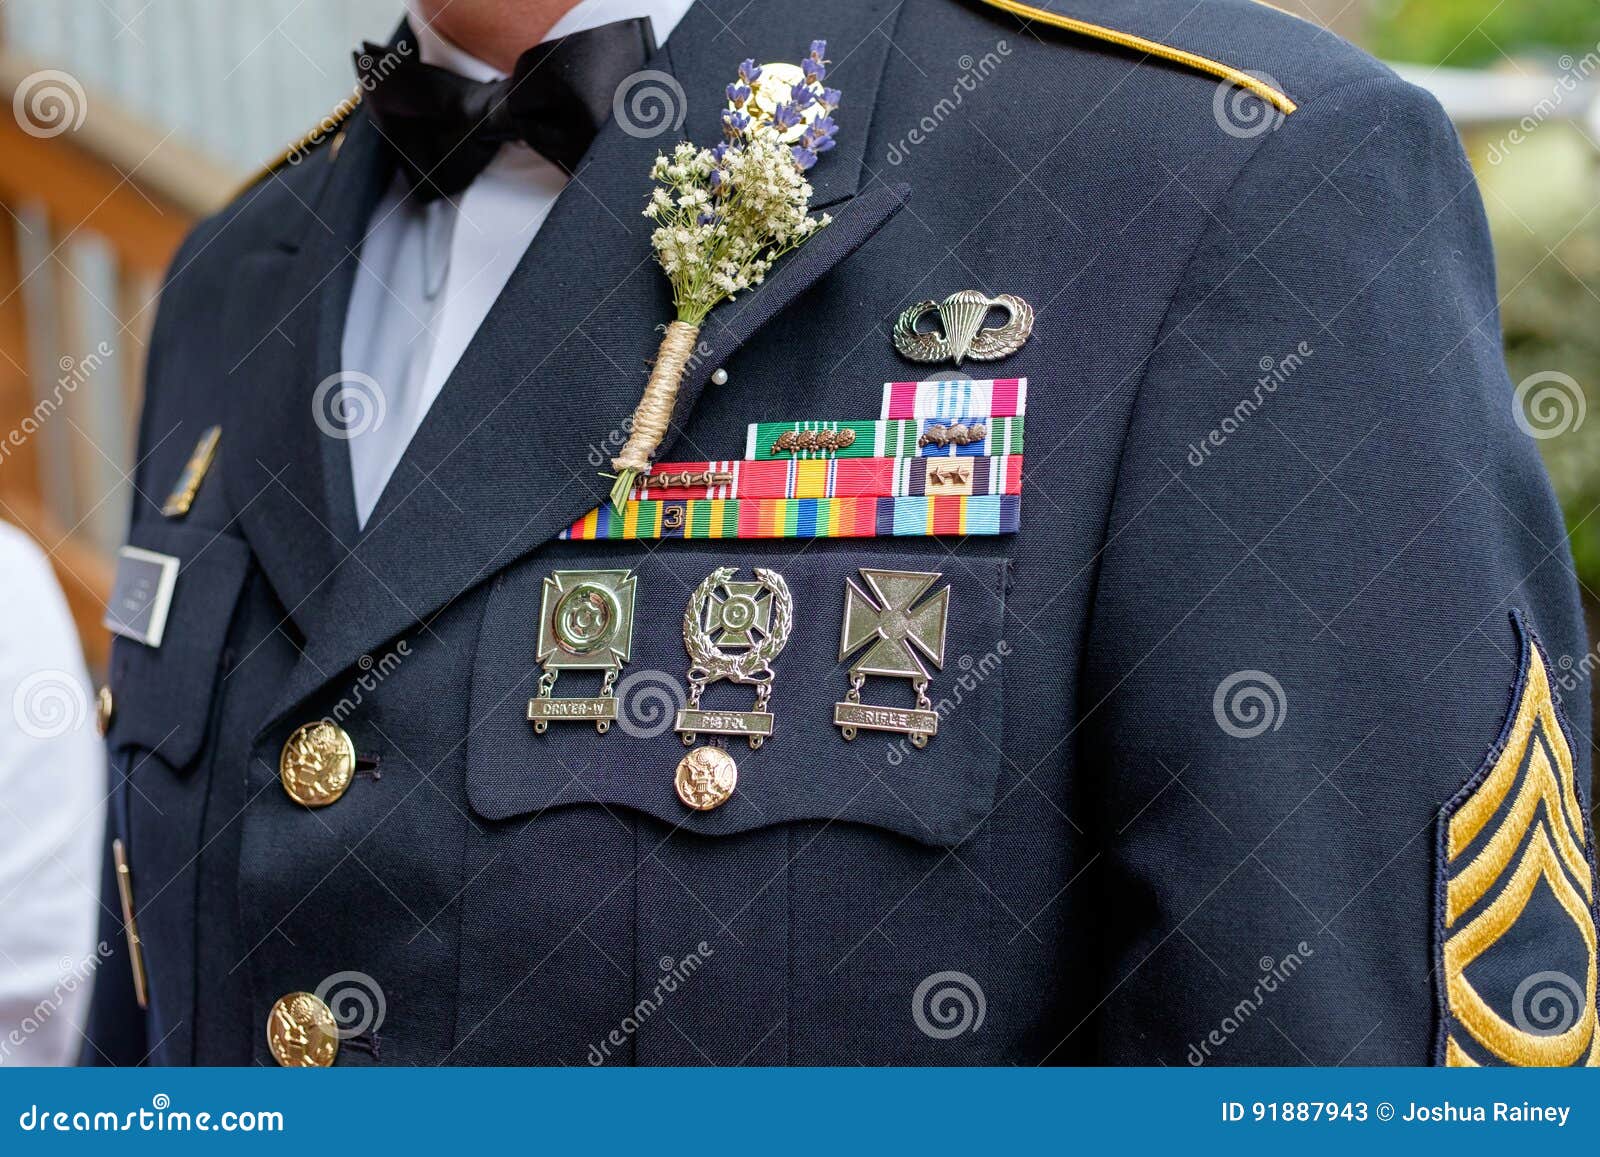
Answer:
95, 685, 114, 736
675, 746, 737, 811
266, 992, 339, 1067
279, 720, 356, 807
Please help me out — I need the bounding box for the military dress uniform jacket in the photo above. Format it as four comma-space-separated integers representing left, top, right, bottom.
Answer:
87, 0, 1599, 1067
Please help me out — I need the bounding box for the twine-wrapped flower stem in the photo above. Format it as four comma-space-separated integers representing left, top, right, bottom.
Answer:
608, 320, 701, 512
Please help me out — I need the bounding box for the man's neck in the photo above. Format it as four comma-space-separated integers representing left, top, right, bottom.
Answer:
408, 0, 583, 74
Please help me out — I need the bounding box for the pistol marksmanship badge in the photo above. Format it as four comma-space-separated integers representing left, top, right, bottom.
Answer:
834, 569, 950, 747
893, 291, 1034, 366
676, 566, 794, 749
527, 569, 638, 733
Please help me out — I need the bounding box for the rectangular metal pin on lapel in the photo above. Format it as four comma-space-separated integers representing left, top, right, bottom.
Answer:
161, 425, 221, 518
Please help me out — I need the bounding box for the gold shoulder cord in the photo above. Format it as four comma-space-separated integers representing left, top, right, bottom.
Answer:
975, 0, 1298, 115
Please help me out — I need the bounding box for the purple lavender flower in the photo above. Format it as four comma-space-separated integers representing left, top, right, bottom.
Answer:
722, 108, 750, 138
698, 210, 719, 226
802, 57, 825, 84
820, 87, 841, 111
726, 82, 750, 107
738, 59, 761, 84
801, 116, 838, 154
771, 102, 802, 132
791, 85, 816, 110
791, 145, 818, 170
809, 40, 827, 60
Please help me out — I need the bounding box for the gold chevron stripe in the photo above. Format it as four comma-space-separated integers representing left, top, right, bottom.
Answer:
975, 0, 1298, 114
1440, 629, 1599, 1067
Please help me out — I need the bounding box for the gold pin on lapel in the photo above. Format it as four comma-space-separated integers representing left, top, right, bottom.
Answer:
161, 425, 221, 518
112, 838, 149, 1010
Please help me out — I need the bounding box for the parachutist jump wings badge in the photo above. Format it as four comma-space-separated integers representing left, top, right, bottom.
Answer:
893, 291, 1034, 366
834, 568, 950, 747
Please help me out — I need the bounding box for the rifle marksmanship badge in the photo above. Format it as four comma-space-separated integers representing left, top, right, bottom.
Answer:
527, 569, 638, 734
834, 569, 950, 748
676, 566, 794, 749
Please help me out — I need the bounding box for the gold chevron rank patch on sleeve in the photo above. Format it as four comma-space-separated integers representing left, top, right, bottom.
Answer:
1436, 612, 1599, 1067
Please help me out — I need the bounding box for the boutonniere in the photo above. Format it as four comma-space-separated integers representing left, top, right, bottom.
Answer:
606, 41, 841, 511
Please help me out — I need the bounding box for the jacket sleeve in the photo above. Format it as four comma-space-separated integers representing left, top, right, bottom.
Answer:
1081, 74, 1596, 1065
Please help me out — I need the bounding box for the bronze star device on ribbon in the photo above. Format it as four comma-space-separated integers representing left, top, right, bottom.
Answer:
605, 43, 842, 511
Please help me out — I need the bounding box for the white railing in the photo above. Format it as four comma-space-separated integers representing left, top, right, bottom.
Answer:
3, 0, 402, 172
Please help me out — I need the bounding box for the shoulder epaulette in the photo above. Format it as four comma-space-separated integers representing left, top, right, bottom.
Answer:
239, 87, 364, 195
975, 0, 1297, 115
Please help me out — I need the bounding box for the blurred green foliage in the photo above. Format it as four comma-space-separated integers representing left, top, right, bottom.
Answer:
1365, 1, 1600, 594
1499, 216, 1600, 594
1367, 0, 1600, 67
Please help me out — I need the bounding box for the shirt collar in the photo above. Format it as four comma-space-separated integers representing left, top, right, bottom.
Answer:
406, 0, 696, 81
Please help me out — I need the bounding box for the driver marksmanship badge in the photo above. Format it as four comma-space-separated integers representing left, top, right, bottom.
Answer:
527, 569, 638, 734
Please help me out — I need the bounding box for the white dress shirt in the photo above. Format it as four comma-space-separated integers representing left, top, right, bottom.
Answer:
0, 522, 105, 1066
341, 0, 696, 527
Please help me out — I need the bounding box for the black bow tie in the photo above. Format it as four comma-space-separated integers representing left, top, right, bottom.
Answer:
357, 17, 656, 201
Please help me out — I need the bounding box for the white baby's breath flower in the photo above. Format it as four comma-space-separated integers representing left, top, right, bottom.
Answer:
642, 113, 832, 326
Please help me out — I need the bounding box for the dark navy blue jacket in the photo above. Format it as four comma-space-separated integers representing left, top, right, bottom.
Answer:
86, 0, 1598, 1066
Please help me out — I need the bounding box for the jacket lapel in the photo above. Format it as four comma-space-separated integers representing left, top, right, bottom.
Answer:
222, 112, 390, 632
263, 0, 906, 728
